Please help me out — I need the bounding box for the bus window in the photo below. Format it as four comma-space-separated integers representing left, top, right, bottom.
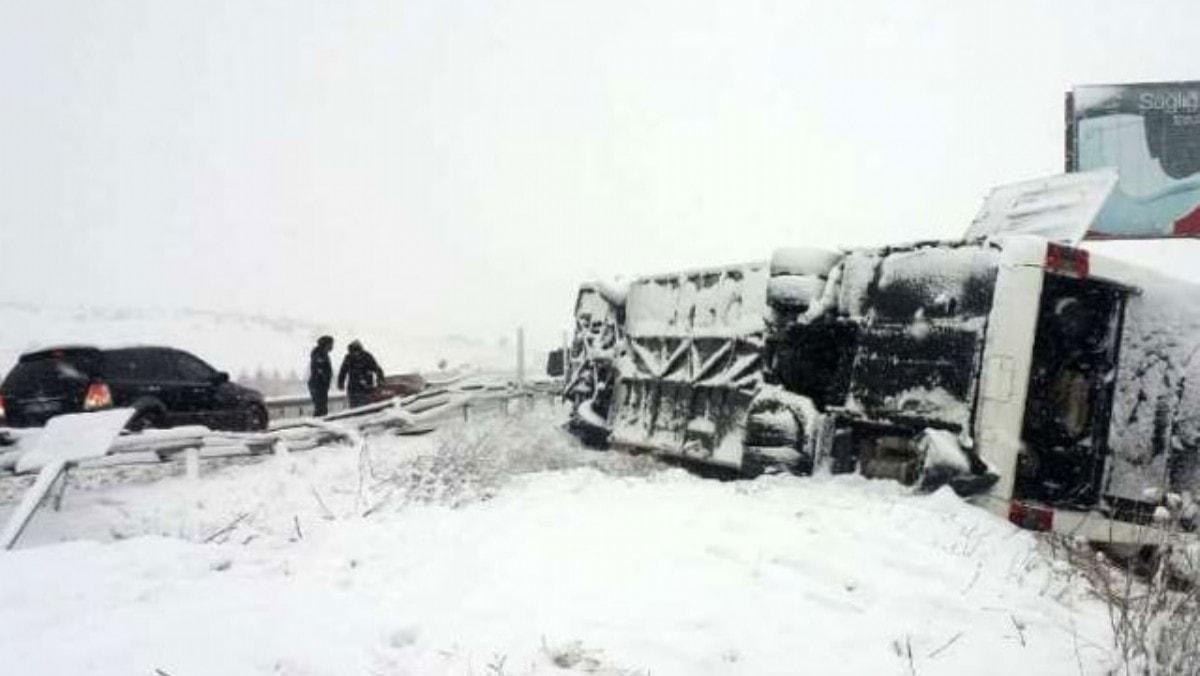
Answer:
1016, 274, 1127, 507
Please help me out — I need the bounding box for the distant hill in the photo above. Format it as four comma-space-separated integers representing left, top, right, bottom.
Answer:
0, 302, 539, 391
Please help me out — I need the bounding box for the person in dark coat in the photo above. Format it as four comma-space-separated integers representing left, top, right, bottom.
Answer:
338, 339, 385, 408
308, 335, 335, 416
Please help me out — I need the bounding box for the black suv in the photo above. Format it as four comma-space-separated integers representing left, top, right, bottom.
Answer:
0, 346, 267, 431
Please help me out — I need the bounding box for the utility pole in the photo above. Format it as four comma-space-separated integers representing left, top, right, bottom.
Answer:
516, 326, 526, 386
562, 329, 570, 379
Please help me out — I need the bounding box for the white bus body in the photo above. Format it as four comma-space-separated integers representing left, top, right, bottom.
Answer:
563, 236, 1200, 545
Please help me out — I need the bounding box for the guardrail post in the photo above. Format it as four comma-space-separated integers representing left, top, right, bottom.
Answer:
462, 403, 470, 422
517, 326, 525, 386
52, 467, 70, 511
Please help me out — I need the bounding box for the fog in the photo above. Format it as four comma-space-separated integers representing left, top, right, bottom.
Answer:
2, 1, 1198, 349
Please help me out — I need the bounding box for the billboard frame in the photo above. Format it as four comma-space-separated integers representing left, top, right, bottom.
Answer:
1066, 80, 1200, 240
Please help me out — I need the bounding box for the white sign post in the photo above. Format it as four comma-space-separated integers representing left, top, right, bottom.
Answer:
2, 408, 135, 550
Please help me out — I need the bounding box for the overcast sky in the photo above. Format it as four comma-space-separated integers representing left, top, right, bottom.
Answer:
2, 1, 1198, 348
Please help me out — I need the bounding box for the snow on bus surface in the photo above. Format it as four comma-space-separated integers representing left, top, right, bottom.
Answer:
1081, 244, 1200, 503
0, 408, 1117, 675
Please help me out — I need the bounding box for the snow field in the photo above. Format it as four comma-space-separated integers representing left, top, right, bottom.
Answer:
0, 408, 1116, 675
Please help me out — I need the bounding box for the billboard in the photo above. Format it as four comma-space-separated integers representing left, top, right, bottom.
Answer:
1066, 81, 1200, 239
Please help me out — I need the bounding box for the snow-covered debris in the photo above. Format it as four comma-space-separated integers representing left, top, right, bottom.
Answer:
624, 263, 768, 337
595, 279, 630, 307
769, 247, 842, 277
919, 428, 971, 475
766, 274, 826, 309
889, 385, 972, 430
0, 408, 1118, 675
965, 168, 1119, 243
835, 248, 884, 319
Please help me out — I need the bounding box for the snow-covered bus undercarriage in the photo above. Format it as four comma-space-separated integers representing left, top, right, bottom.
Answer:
562, 236, 1200, 546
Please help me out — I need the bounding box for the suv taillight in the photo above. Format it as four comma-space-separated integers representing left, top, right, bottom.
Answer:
83, 382, 113, 411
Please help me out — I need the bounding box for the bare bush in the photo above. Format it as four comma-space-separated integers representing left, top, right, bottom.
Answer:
1063, 509, 1200, 675
358, 412, 668, 514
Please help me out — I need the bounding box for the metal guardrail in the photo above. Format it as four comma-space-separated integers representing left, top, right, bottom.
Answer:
264, 379, 563, 423
2, 384, 565, 478
0, 382, 564, 549
264, 392, 350, 420
260, 371, 507, 420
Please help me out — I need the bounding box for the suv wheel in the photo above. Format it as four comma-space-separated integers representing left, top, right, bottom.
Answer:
128, 408, 164, 432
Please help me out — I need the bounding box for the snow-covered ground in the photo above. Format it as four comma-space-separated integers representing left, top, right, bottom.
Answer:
0, 407, 1117, 675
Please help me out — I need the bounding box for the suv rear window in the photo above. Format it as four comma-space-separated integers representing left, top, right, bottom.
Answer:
2, 352, 101, 397
102, 349, 177, 381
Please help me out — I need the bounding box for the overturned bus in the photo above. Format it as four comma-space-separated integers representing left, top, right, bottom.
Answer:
561, 235, 1200, 544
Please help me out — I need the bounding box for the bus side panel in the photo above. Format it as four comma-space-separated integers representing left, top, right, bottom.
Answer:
1105, 274, 1200, 503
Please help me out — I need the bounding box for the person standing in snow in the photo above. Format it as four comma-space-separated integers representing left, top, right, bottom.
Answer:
308, 335, 335, 416
338, 339, 385, 409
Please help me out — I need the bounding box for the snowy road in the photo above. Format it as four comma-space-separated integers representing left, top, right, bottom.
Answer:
0, 409, 1116, 674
